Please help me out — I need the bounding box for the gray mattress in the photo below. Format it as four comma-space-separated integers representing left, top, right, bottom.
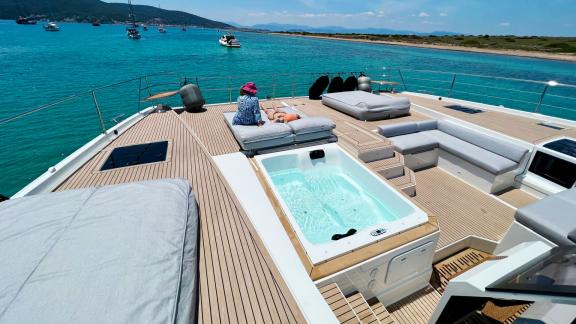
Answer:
322, 91, 411, 121
0, 178, 199, 324
224, 108, 335, 151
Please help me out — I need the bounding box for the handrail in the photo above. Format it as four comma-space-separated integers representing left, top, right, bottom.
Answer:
1, 68, 575, 129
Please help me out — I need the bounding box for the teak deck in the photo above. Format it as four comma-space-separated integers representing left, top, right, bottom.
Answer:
53, 93, 570, 323
56, 110, 304, 324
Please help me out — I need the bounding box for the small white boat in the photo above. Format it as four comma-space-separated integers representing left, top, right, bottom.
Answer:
159, 25, 167, 33
219, 33, 241, 48
44, 22, 60, 32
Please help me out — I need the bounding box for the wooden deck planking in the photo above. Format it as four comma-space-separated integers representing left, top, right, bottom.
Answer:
177, 105, 240, 156
56, 111, 304, 324
388, 286, 442, 324
403, 94, 576, 144
496, 188, 539, 209
412, 167, 516, 249
320, 283, 360, 324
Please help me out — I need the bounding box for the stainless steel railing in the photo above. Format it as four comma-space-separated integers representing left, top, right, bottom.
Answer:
1, 68, 575, 197
366, 67, 576, 118
1, 69, 575, 131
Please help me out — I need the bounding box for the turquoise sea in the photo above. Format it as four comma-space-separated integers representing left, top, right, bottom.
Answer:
1, 20, 575, 196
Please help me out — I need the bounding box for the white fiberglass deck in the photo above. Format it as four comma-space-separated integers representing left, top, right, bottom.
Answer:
255, 144, 428, 264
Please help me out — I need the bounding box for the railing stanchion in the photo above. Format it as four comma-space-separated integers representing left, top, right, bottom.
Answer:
535, 84, 549, 113
448, 74, 457, 97
137, 76, 142, 112
272, 75, 277, 99
291, 74, 296, 98
228, 76, 232, 103
91, 91, 107, 134
398, 70, 407, 91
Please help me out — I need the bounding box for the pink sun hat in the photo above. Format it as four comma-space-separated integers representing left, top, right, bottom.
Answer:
241, 82, 258, 95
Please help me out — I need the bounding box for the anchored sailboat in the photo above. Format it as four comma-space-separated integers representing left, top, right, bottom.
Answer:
126, 0, 141, 40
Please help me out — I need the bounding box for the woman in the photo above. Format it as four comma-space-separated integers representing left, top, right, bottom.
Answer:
232, 82, 264, 126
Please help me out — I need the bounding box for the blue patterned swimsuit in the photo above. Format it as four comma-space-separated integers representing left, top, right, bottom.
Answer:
232, 95, 262, 126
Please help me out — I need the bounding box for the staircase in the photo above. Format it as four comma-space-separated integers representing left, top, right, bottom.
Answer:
320, 283, 397, 324
333, 121, 417, 197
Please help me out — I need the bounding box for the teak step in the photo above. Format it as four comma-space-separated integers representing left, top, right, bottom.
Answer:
432, 248, 494, 293
370, 302, 396, 324
387, 167, 417, 197
319, 283, 361, 323
345, 293, 380, 324
368, 153, 406, 180
335, 122, 394, 163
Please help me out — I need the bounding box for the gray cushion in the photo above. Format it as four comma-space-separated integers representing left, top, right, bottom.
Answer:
0, 179, 199, 324
391, 133, 439, 155
224, 112, 294, 150
425, 130, 518, 174
516, 188, 576, 246
438, 120, 528, 163
378, 120, 438, 138
418, 120, 439, 132
322, 91, 411, 121
288, 117, 335, 135
569, 230, 576, 244
378, 122, 418, 138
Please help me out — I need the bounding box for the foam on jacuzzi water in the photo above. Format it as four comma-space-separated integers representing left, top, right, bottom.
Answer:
269, 164, 400, 244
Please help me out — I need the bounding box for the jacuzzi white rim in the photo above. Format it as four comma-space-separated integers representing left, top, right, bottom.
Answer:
254, 143, 429, 264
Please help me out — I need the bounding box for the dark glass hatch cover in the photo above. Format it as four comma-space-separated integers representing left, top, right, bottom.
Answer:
101, 141, 168, 171
544, 138, 576, 158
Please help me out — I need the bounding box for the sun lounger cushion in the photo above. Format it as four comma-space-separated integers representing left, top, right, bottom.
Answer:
425, 130, 518, 174
438, 120, 528, 163
224, 112, 294, 150
0, 178, 199, 324
516, 188, 576, 246
322, 91, 411, 121
288, 117, 335, 135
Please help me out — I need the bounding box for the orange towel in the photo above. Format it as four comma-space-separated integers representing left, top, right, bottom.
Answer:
283, 114, 300, 123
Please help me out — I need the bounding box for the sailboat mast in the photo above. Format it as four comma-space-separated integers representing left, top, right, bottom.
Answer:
128, 0, 137, 27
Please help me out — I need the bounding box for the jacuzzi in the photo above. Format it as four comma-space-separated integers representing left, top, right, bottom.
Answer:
255, 143, 428, 264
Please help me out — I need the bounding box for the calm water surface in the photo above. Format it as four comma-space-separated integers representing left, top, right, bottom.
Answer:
1, 20, 575, 195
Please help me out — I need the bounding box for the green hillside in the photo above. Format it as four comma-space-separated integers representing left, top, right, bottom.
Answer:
0, 0, 232, 28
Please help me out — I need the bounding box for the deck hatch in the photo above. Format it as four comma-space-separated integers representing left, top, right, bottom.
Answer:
444, 105, 483, 114
101, 141, 168, 171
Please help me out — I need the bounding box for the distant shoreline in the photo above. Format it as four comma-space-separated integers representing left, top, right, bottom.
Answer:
272, 33, 576, 63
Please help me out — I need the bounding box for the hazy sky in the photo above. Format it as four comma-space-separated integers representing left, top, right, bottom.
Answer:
118, 0, 575, 36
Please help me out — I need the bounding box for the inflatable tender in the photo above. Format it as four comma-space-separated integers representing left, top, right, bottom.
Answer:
327, 76, 345, 93
343, 76, 359, 91
308, 75, 330, 100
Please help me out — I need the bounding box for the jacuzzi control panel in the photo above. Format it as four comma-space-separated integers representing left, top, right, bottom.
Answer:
371, 228, 387, 237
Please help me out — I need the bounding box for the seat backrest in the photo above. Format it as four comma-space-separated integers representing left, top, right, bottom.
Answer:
378, 120, 438, 138
438, 120, 528, 162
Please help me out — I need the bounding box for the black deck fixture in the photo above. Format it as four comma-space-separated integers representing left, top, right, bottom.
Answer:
0, 194, 9, 202
101, 141, 169, 171
332, 228, 357, 241
309, 149, 325, 160
444, 104, 484, 114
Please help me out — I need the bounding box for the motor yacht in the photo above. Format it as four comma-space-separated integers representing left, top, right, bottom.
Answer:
43, 22, 60, 32
16, 16, 37, 25
1, 69, 575, 324
219, 33, 241, 47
